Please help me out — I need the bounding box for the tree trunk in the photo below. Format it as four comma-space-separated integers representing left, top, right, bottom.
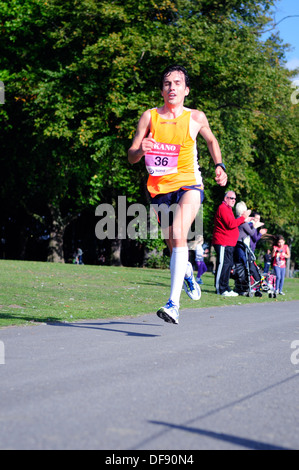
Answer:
47, 204, 66, 263
110, 238, 122, 266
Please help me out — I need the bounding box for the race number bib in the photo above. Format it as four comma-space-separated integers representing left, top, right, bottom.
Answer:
145, 142, 181, 176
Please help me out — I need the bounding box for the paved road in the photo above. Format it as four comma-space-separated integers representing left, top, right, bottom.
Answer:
0, 301, 299, 450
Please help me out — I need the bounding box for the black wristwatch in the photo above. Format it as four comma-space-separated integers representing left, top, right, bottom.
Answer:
215, 163, 226, 172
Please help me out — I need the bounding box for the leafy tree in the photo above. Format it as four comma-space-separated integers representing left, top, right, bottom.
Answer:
0, 0, 298, 266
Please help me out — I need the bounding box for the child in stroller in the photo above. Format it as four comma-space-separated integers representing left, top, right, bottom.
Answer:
233, 237, 276, 297
234, 237, 263, 296
233, 201, 276, 298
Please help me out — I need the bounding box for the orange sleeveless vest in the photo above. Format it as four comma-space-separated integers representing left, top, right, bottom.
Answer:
146, 108, 203, 197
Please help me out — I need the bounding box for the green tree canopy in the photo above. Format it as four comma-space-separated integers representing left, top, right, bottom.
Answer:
0, 0, 298, 263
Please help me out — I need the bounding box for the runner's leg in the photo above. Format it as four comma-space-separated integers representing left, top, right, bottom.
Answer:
168, 190, 201, 306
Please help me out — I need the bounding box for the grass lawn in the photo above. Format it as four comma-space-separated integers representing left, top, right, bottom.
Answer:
0, 259, 298, 328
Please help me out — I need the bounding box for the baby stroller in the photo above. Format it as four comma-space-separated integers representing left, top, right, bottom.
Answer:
261, 273, 277, 298
233, 237, 266, 297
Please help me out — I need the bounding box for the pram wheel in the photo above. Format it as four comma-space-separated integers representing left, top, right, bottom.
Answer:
255, 291, 262, 297
268, 293, 273, 298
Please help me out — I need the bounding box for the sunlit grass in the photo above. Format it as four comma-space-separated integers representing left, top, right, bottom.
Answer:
0, 259, 298, 328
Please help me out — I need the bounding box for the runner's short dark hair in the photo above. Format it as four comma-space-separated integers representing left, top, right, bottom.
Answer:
160, 65, 190, 90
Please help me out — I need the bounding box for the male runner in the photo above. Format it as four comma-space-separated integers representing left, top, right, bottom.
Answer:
128, 65, 227, 324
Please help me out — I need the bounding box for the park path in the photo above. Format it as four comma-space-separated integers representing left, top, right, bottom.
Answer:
0, 301, 298, 450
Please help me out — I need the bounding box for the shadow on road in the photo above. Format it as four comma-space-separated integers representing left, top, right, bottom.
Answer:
48, 319, 162, 338
136, 374, 299, 450
149, 420, 291, 450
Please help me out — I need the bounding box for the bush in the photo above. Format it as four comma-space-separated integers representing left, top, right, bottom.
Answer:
146, 254, 170, 269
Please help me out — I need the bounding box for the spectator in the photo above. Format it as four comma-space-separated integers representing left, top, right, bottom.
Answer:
249, 212, 267, 252
212, 191, 251, 296
234, 201, 256, 266
195, 236, 208, 285
234, 202, 262, 294
74, 248, 83, 265
272, 236, 290, 295
263, 249, 272, 274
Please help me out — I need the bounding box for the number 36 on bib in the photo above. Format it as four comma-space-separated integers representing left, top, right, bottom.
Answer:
145, 142, 181, 176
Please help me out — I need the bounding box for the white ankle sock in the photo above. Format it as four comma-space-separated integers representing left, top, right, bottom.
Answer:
169, 246, 189, 307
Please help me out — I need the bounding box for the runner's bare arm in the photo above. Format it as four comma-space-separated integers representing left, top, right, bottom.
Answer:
128, 110, 156, 164
191, 110, 227, 187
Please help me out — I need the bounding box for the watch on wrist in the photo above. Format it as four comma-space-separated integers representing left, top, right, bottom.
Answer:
215, 163, 226, 172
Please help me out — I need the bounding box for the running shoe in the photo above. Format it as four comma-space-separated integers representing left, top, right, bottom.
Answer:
221, 290, 239, 297
183, 272, 201, 300
157, 300, 179, 324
